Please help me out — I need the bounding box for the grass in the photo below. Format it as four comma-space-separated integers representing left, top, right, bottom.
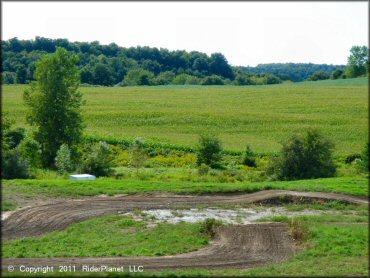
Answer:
2, 176, 368, 211
2, 215, 209, 258
3, 213, 368, 277
2, 77, 368, 155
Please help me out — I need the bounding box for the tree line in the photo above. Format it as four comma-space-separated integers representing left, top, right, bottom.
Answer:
2, 37, 368, 86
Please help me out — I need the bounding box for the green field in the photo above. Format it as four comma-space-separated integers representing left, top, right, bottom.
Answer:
2, 77, 368, 155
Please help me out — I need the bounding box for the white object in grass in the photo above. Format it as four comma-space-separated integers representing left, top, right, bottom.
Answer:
69, 174, 96, 180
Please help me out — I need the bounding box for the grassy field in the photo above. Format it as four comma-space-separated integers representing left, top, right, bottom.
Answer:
3, 215, 209, 258
2, 77, 368, 155
2, 177, 368, 212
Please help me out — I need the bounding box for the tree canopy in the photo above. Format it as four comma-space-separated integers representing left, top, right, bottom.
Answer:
23, 47, 84, 167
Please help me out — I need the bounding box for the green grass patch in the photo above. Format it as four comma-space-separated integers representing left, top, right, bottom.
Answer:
2, 79, 368, 155
1, 200, 16, 211
3, 215, 209, 258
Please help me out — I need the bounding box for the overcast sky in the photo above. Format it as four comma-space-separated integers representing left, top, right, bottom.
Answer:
2, 2, 368, 66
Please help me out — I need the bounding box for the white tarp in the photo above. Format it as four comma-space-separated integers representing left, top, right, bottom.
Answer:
69, 174, 96, 180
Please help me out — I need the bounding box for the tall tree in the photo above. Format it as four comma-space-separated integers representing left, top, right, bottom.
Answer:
23, 47, 84, 167
346, 46, 369, 78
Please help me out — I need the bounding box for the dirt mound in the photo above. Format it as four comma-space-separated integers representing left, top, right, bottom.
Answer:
2, 223, 294, 271
2, 190, 367, 241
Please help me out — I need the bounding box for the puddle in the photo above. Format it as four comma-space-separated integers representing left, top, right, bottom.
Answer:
121, 207, 343, 224
2, 211, 14, 221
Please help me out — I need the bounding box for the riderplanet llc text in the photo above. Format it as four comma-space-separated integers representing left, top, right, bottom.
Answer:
8, 265, 144, 274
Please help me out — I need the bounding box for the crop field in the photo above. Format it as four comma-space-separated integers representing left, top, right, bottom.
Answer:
2, 77, 368, 155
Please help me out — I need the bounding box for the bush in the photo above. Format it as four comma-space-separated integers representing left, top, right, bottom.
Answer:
5, 127, 25, 149
2, 149, 31, 179
198, 163, 210, 176
196, 134, 223, 168
242, 145, 256, 167
200, 218, 223, 238
123, 69, 154, 86
344, 153, 362, 164
201, 75, 224, 85
81, 141, 114, 177
55, 144, 72, 174
358, 143, 369, 174
18, 135, 41, 168
272, 129, 336, 180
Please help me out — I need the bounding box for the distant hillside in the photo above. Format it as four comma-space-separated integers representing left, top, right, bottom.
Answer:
239, 63, 346, 82
2, 37, 345, 86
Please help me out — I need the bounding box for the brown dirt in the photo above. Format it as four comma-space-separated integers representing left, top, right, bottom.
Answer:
1, 190, 368, 272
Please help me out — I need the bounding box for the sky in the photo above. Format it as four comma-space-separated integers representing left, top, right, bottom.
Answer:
2, 2, 368, 67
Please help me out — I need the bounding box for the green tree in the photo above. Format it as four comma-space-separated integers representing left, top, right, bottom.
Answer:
55, 144, 72, 175
197, 134, 223, 168
18, 135, 42, 168
23, 47, 84, 167
1, 115, 31, 179
331, 69, 344, 79
123, 69, 154, 86
242, 145, 256, 167
129, 137, 148, 174
272, 129, 336, 180
81, 141, 114, 177
345, 46, 369, 78
92, 63, 114, 86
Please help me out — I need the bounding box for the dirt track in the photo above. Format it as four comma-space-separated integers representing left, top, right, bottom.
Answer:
2, 190, 368, 272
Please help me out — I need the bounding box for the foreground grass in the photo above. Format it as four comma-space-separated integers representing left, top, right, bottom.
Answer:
3, 215, 209, 258
2, 177, 368, 211
3, 213, 368, 277
3, 78, 368, 155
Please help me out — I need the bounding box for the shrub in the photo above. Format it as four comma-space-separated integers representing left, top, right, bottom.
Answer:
196, 134, 223, 168
200, 218, 222, 238
242, 145, 256, 167
123, 69, 154, 86
272, 129, 336, 180
358, 143, 369, 174
81, 141, 114, 177
2, 149, 31, 179
344, 153, 362, 164
198, 163, 210, 176
201, 75, 224, 85
18, 135, 42, 168
129, 137, 148, 174
5, 127, 26, 149
55, 144, 72, 174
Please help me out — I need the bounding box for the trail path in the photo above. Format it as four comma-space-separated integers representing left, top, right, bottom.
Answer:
2, 190, 368, 271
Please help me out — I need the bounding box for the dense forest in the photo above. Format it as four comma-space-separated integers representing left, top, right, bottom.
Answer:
2, 37, 348, 86
239, 63, 346, 82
